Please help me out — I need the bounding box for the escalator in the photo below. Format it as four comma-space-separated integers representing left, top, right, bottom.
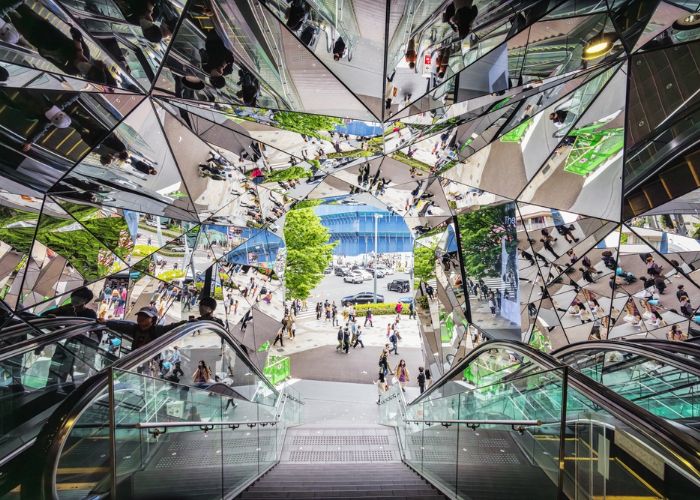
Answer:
0, 317, 96, 348
551, 341, 700, 429
0, 319, 134, 497
16, 320, 302, 500
380, 340, 700, 499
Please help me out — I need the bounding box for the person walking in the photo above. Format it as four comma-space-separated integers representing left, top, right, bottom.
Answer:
376, 370, 388, 404
488, 294, 497, 316
394, 360, 409, 392
364, 308, 373, 327
192, 360, 212, 389
336, 326, 344, 351
408, 300, 415, 319
316, 301, 322, 320
389, 329, 399, 355
379, 348, 391, 377
170, 346, 184, 378
342, 327, 351, 354
353, 325, 364, 348
349, 319, 358, 346
332, 303, 338, 326
273, 327, 284, 347
417, 366, 426, 394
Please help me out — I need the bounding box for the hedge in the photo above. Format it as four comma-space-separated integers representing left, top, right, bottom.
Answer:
157, 269, 185, 282
352, 302, 410, 317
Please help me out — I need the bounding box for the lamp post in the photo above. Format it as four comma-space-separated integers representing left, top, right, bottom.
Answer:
373, 213, 382, 303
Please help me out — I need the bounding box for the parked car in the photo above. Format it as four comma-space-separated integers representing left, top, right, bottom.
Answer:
334, 267, 349, 276
341, 292, 385, 306
343, 272, 363, 284
373, 268, 387, 278
377, 266, 394, 275
357, 269, 373, 281
387, 279, 410, 293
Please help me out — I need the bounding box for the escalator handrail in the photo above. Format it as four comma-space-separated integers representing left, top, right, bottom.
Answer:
27, 320, 277, 500
551, 340, 700, 378
407, 339, 700, 479
632, 338, 700, 355
0, 316, 94, 341
0, 321, 109, 359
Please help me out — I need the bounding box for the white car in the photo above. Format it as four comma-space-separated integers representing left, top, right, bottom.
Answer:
343, 272, 363, 284
357, 269, 374, 281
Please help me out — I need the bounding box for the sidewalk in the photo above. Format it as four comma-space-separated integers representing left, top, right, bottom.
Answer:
272, 313, 422, 355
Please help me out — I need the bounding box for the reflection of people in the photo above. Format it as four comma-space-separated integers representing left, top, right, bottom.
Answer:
405, 37, 417, 69
237, 67, 259, 106
192, 360, 212, 388
43, 287, 97, 319
285, 0, 309, 31
122, 0, 174, 43
201, 30, 234, 89
446, 0, 478, 40
196, 296, 224, 327
332, 37, 346, 61
549, 110, 568, 128
105, 306, 183, 349
0, 2, 116, 85
0, 91, 79, 152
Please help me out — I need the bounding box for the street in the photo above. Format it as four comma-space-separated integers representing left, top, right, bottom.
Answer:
307, 271, 413, 305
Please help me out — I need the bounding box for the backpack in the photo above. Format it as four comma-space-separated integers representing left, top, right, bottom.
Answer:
417, 372, 425, 385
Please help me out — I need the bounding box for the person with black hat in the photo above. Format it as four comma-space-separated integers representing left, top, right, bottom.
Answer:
44, 287, 97, 319
105, 306, 184, 349
200, 29, 234, 89
196, 296, 224, 327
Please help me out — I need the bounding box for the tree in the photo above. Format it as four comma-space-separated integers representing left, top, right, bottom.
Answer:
283, 208, 336, 300
457, 204, 516, 279
413, 244, 436, 283
274, 112, 343, 140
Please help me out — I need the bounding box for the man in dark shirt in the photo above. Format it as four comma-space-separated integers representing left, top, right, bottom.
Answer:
197, 296, 224, 327
44, 287, 97, 319
106, 306, 183, 349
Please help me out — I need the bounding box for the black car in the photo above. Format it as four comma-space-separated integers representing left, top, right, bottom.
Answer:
334, 267, 349, 276
387, 279, 410, 293
341, 292, 384, 306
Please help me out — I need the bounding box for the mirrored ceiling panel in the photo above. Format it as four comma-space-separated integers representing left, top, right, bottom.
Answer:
0, 0, 698, 358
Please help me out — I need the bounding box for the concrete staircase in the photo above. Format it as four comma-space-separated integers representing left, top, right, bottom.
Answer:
238, 463, 446, 499
237, 424, 445, 499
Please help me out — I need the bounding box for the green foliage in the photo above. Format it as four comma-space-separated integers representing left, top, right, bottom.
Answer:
326, 149, 373, 159
133, 244, 160, 257
392, 151, 432, 172
456, 204, 516, 279
283, 208, 336, 300
157, 269, 186, 282
291, 199, 322, 210
693, 224, 700, 240
79, 217, 131, 260
353, 302, 410, 317
265, 166, 312, 182
413, 244, 436, 283
273, 112, 342, 140
0, 227, 36, 254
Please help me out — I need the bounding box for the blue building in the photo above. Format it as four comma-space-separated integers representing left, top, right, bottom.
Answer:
314, 205, 413, 256
225, 230, 284, 267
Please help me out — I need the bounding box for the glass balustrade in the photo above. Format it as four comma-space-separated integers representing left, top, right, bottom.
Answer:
380, 350, 700, 499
